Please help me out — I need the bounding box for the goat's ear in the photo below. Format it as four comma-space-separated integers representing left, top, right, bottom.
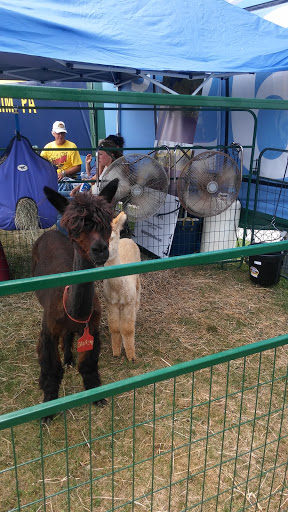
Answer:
99, 178, 119, 203
112, 211, 127, 232
43, 186, 69, 214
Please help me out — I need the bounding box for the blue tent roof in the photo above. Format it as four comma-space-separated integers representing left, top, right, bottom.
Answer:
1, 0, 288, 84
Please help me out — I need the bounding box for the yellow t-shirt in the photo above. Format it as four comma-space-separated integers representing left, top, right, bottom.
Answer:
40, 140, 82, 175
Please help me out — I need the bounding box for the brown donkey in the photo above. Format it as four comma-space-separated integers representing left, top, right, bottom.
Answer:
32, 179, 118, 422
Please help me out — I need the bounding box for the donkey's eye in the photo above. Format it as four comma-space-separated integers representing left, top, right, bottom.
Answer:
83, 218, 94, 230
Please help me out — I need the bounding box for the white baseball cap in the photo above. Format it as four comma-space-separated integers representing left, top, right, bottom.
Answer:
52, 121, 67, 134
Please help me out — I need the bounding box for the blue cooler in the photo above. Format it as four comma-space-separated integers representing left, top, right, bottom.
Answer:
170, 217, 203, 256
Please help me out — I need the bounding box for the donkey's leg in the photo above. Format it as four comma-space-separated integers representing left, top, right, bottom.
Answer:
120, 305, 137, 362
107, 304, 122, 357
135, 277, 141, 313
78, 329, 106, 406
37, 323, 64, 422
63, 332, 75, 367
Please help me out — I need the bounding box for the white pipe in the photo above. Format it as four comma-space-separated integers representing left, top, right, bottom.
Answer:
137, 73, 179, 95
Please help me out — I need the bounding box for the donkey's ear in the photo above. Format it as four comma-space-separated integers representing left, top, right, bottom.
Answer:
112, 211, 127, 232
44, 186, 69, 214
99, 178, 119, 203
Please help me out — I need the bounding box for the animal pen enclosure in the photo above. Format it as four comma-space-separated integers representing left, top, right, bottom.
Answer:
1, 85, 288, 511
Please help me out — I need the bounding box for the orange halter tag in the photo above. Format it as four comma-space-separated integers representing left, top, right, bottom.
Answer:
77, 326, 94, 352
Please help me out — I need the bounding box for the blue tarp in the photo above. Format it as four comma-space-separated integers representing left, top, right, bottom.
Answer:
0, 0, 288, 84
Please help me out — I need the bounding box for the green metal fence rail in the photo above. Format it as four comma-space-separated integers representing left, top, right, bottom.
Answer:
1, 333, 288, 511
2, 84, 288, 111
1, 241, 288, 296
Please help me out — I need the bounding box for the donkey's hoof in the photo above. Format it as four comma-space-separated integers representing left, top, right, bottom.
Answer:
127, 355, 136, 362
94, 398, 107, 407
41, 415, 53, 425
64, 356, 75, 368
64, 361, 75, 369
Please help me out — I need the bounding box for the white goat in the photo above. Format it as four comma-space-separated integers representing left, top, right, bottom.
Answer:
103, 211, 141, 361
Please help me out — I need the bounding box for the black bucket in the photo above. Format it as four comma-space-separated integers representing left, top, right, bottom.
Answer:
249, 251, 285, 286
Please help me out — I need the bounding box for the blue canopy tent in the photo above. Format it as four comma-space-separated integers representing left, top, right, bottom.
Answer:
0, 0, 287, 84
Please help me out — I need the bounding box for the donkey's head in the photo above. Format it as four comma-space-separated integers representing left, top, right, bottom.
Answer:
44, 179, 119, 265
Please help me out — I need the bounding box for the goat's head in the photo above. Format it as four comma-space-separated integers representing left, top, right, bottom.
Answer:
44, 179, 119, 265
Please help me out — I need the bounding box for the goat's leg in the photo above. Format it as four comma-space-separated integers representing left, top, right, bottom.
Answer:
78, 329, 106, 406
37, 323, 64, 423
63, 332, 75, 367
107, 304, 122, 357
120, 306, 137, 362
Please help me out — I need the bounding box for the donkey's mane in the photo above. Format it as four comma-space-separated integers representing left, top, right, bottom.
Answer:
61, 192, 114, 238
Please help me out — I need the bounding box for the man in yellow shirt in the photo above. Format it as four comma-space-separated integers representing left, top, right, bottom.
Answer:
41, 121, 82, 193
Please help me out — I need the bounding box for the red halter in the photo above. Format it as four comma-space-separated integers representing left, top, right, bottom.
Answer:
62, 285, 93, 325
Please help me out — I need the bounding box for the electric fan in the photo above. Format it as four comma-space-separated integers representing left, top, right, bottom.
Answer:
177, 150, 242, 217
99, 153, 169, 220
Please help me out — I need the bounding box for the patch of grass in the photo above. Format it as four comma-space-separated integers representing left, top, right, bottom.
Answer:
206, 324, 219, 334
178, 316, 199, 329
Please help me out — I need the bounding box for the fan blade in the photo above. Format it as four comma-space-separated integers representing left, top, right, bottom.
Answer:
128, 187, 167, 219
186, 163, 205, 189
100, 164, 132, 199
136, 160, 168, 189
216, 166, 241, 191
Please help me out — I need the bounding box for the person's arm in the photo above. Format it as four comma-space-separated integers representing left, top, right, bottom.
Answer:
85, 154, 93, 177
58, 165, 81, 181
70, 184, 81, 196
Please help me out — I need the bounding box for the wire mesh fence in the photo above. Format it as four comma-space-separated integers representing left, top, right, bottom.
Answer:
0, 141, 247, 280
1, 334, 288, 511
1, 86, 288, 511
0, 228, 40, 279
1, 240, 288, 511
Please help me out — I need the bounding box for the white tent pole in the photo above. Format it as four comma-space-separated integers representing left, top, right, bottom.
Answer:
191, 74, 216, 95
138, 73, 179, 94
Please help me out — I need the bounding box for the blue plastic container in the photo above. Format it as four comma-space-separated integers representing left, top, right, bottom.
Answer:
170, 217, 203, 256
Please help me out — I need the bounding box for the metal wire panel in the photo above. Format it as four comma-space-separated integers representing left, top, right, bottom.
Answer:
1, 335, 288, 511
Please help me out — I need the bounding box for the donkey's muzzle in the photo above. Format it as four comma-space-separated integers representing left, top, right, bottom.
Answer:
90, 240, 109, 265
